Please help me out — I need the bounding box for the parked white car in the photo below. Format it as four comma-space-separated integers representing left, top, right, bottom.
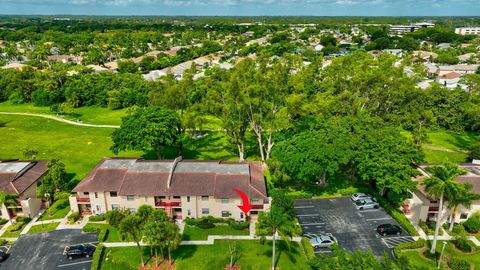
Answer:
355, 198, 379, 210
350, 193, 372, 202
305, 233, 337, 249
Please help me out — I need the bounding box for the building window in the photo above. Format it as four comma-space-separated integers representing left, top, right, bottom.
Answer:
96, 205, 101, 212
83, 192, 89, 196
240, 212, 244, 219
221, 199, 229, 204
94, 192, 98, 199
127, 195, 135, 201
129, 208, 136, 213
160, 196, 166, 199
201, 196, 209, 201
460, 213, 468, 219
187, 196, 190, 202
111, 204, 120, 210
173, 196, 181, 199
187, 209, 191, 216
110, 192, 118, 197
221, 211, 230, 217
202, 208, 209, 215
251, 198, 260, 203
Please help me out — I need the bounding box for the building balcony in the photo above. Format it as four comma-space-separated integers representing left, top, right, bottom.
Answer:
251, 205, 264, 210
76, 197, 90, 203
155, 201, 181, 207
428, 206, 439, 213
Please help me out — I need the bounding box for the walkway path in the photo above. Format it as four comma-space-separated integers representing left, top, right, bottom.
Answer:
0, 112, 119, 128
20, 210, 45, 235
422, 145, 469, 154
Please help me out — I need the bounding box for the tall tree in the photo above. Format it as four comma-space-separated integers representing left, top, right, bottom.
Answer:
164, 222, 182, 263
37, 159, 68, 205
119, 215, 145, 266
424, 162, 466, 253
111, 107, 181, 159
0, 192, 19, 225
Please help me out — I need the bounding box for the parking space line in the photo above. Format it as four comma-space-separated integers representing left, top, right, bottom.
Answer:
297, 214, 321, 217
314, 250, 332, 253
294, 206, 314, 209
58, 260, 93, 268
366, 217, 392, 221
359, 209, 382, 212
300, 223, 326, 226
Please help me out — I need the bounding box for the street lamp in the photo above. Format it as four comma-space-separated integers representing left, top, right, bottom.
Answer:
437, 241, 447, 269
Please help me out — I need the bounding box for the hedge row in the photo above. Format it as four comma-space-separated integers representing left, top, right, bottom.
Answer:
393, 238, 425, 258
89, 215, 106, 222
448, 257, 471, 270
300, 237, 315, 259
185, 216, 250, 230
90, 244, 105, 270
83, 224, 109, 242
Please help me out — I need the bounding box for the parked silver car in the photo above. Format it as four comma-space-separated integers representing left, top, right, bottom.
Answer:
355, 198, 380, 210
350, 192, 372, 202
305, 233, 337, 249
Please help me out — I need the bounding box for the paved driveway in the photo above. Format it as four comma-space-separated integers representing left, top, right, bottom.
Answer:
1, 229, 98, 270
295, 197, 413, 257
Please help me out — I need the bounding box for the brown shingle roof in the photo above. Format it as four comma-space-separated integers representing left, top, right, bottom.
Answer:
73, 158, 267, 199
0, 160, 48, 195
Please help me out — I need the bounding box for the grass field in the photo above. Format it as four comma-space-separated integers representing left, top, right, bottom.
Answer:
182, 225, 249, 240
0, 115, 142, 180
27, 222, 60, 234
38, 199, 70, 221
1, 222, 27, 238
83, 223, 122, 242
101, 240, 309, 270
422, 149, 469, 164
401, 241, 480, 269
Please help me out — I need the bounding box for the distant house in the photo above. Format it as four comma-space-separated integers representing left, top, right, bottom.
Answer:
69, 158, 269, 221
103, 61, 119, 71
241, 31, 255, 38
2, 63, 27, 71
47, 55, 83, 64
413, 50, 438, 62
455, 27, 480, 35
0, 160, 48, 220
458, 53, 476, 63
436, 72, 461, 88
384, 49, 403, 57
86, 64, 109, 73
406, 163, 480, 225
314, 44, 324, 52
437, 43, 451, 50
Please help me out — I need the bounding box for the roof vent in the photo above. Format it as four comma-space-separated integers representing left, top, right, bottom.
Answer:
167, 156, 182, 188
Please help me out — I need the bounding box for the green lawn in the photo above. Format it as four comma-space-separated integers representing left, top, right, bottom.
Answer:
1, 222, 27, 238
83, 223, 121, 242
38, 199, 70, 221
182, 225, 249, 240
0, 115, 142, 180
422, 149, 469, 164
0, 101, 128, 126
101, 240, 309, 270
401, 241, 480, 269
27, 222, 60, 234
425, 130, 480, 151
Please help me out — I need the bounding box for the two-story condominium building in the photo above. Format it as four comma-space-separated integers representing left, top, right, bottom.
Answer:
0, 160, 48, 220
69, 158, 269, 221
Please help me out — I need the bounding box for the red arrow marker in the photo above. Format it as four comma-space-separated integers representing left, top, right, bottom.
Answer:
233, 188, 252, 214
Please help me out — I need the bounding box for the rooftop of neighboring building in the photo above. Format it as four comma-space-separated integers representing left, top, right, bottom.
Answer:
0, 160, 48, 195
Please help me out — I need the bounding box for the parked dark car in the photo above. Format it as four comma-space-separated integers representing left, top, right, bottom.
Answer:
63, 244, 96, 260
0, 250, 8, 262
376, 224, 402, 236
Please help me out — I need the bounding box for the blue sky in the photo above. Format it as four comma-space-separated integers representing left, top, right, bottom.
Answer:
0, 0, 479, 16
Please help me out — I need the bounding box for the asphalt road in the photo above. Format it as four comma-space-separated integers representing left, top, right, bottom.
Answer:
1, 229, 98, 270
295, 196, 414, 257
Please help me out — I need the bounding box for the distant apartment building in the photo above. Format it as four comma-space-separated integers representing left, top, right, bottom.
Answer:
455, 27, 480, 35
389, 22, 435, 35
69, 158, 269, 221
0, 160, 48, 220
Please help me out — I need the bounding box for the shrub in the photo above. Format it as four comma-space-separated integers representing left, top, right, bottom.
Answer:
16, 217, 32, 223
452, 224, 466, 235
185, 216, 229, 227
89, 215, 106, 222
259, 236, 266, 245
83, 224, 102, 233
53, 192, 70, 200
448, 257, 471, 270
229, 220, 250, 230
463, 215, 480, 233
286, 190, 313, 199
67, 212, 82, 224
452, 237, 475, 253
90, 243, 105, 270
9, 222, 24, 232
0, 219, 8, 225
0, 239, 8, 245
301, 237, 315, 259
393, 238, 425, 258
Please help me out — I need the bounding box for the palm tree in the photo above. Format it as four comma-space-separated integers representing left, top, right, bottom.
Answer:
0, 192, 19, 225
446, 183, 480, 231
164, 222, 181, 263
119, 215, 145, 266
261, 206, 292, 270
424, 162, 465, 253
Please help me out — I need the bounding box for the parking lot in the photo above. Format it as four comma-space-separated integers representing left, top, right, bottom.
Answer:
0, 229, 98, 270
295, 196, 414, 257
